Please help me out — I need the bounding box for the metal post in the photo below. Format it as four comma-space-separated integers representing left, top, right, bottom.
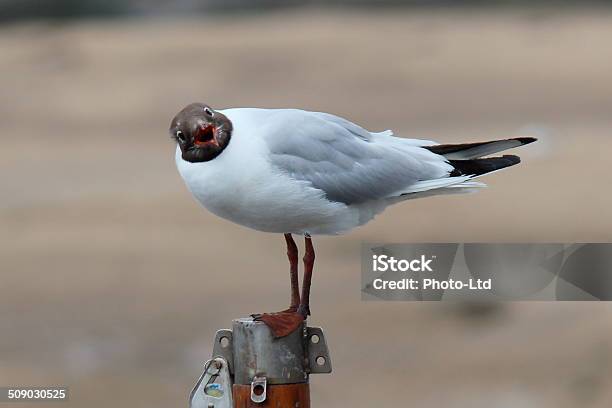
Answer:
190, 317, 332, 408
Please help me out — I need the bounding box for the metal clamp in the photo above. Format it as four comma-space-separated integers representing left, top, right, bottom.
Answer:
191, 320, 332, 408
306, 326, 332, 374
190, 357, 233, 408
250, 376, 267, 403
212, 329, 234, 374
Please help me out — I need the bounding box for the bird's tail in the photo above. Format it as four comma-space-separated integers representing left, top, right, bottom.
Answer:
428, 137, 536, 179
395, 137, 537, 201
423, 137, 537, 160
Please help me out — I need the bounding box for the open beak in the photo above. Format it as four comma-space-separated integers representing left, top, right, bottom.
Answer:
194, 124, 218, 146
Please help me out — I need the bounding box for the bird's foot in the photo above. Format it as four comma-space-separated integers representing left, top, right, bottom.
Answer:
252, 311, 305, 338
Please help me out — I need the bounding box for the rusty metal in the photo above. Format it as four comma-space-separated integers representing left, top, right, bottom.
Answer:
232, 318, 307, 385
232, 383, 310, 408
190, 316, 331, 408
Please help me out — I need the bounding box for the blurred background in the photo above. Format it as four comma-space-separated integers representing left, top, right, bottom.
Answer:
1, 1, 612, 407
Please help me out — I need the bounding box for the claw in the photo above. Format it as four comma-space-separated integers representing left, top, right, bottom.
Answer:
253, 312, 305, 338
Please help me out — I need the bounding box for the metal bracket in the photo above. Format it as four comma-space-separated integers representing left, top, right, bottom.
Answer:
190, 357, 233, 408
211, 329, 234, 374
306, 326, 332, 374
191, 322, 331, 407
250, 376, 267, 403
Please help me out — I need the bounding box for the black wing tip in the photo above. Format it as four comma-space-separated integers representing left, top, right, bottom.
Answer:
502, 154, 521, 165
515, 137, 538, 145
424, 137, 537, 157
449, 154, 521, 177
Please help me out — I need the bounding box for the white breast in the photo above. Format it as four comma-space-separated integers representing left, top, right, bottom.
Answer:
175, 109, 369, 235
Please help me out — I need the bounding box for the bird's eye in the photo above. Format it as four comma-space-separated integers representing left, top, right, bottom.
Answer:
204, 107, 214, 117
176, 130, 185, 142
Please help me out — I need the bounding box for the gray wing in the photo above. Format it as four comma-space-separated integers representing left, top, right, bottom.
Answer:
263, 110, 451, 205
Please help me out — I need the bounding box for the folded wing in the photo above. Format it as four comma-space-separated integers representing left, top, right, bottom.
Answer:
263, 110, 452, 205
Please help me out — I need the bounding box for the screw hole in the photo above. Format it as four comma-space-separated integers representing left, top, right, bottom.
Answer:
316, 356, 326, 366
310, 334, 320, 344
253, 384, 265, 396
219, 336, 230, 348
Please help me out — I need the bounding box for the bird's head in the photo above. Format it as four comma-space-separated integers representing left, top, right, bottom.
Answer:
170, 103, 233, 163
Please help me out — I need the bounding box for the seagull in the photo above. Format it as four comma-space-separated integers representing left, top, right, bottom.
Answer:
170, 102, 536, 337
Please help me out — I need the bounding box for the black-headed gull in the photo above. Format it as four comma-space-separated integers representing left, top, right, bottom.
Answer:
170, 103, 535, 337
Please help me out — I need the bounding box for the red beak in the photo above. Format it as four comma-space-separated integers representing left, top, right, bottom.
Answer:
194, 124, 218, 146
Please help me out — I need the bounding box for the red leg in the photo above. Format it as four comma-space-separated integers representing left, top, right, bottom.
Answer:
297, 235, 314, 317
284, 233, 300, 312
253, 234, 306, 338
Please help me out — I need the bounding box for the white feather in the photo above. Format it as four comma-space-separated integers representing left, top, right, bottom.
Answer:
175, 108, 503, 235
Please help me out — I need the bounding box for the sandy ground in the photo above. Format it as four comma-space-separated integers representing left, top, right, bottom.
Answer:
1, 8, 612, 408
